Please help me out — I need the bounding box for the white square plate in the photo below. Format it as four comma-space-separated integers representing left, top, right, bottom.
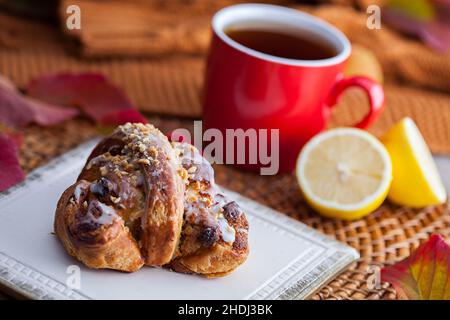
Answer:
0, 141, 359, 300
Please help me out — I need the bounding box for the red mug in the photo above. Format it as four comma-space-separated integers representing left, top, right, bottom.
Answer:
203, 4, 384, 174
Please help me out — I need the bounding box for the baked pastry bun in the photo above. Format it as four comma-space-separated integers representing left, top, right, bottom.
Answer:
169, 142, 249, 277
54, 123, 249, 277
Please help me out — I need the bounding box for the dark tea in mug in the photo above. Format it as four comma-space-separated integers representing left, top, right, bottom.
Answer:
225, 28, 337, 60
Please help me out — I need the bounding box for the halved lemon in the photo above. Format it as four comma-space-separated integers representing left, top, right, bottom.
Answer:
381, 117, 447, 207
296, 128, 392, 220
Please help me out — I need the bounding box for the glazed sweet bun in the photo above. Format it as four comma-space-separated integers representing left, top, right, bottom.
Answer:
54, 123, 249, 276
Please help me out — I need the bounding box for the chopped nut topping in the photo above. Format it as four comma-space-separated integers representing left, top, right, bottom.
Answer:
138, 143, 147, 152
188, 195, 198, 203
192, 181, 202, 191
202, 197, 213, 207
138, 158, 150, 165
100, 166, 108, 176
113, 168, 123, 177
179, 168, 189, 181
83, 201, 88, 208
187, 166, 197, 174
110, 196, 121, 204
149, 146, 158, 158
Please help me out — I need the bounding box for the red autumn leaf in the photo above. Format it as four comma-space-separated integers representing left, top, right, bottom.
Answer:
0, 75, 78, 128
27, 73, 135, 122
381, 234, 450, 300
0, 132, 25, 192
99, 109, 148, 126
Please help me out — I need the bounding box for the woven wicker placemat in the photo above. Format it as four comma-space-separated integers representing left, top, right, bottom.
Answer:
10, 117, 450, 300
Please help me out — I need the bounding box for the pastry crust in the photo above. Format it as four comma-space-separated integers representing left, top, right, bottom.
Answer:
54, 123, 249, 276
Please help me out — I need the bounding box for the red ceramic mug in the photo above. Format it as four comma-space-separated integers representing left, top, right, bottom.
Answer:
203, 4, 384, 174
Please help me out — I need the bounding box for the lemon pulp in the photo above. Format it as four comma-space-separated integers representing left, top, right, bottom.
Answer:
296, 128, 392, 220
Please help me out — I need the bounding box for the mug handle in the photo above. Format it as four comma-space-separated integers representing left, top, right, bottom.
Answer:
326, 76, 385, 129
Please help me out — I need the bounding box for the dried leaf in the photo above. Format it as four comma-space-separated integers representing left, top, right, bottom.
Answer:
0, 75, 78, 128
27, 73, 135, 122
381, 234, 450, 300
0, 133, 25, 192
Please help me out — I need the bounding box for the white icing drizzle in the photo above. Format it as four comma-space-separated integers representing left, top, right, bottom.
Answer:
184, 189, 199, 218
74, 182, 89, 203
74, 184, 83, 202
218, 216, 236, 243
82, 200, 118, 226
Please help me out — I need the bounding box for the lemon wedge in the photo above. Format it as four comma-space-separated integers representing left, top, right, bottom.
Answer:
296, 128, 392, 220
381, 117, 447, 207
